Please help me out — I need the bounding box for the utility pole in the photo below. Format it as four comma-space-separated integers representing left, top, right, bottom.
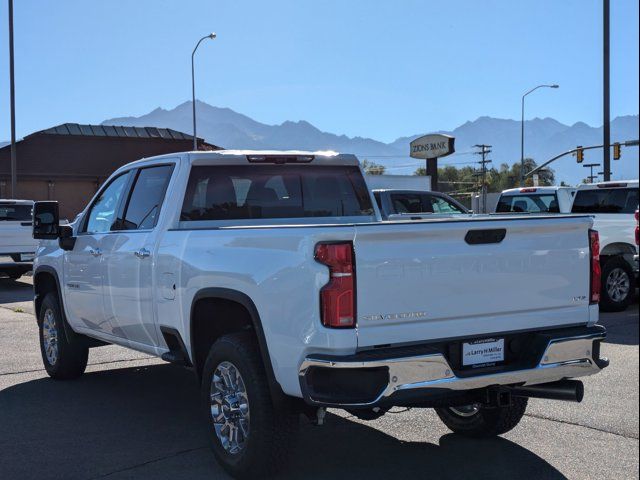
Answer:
583, 163, 601, 183
8, 0, 17, 197
474, 144, 492, 213
603, 0, 611, 181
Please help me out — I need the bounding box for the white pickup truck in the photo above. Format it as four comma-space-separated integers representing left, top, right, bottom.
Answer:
0, 199, 38, 280
32, 151, 608, 478
496, 181, 639, 311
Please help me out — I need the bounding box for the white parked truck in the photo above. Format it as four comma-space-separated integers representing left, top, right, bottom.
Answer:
0, 199, 38, 280
571, 180, 639, 311
496, 181, 639, 311
32, 151, 608, 478
495, 186, 576, 214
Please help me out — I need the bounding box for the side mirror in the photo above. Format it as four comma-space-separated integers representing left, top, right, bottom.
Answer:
33, 201, 60, 239
58, 225, 76, 251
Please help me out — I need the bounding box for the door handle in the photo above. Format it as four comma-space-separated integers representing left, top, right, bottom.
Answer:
89, 248, 102, 257
134, 248, 151, 259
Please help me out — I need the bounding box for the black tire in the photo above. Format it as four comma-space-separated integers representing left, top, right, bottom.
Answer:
435, 398, 528, 437
201, 333, 298, 479
38, 292, 89, 380
600, 256, 634, 312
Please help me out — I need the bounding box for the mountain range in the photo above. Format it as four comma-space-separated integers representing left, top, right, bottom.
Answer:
103, 101, 639, 184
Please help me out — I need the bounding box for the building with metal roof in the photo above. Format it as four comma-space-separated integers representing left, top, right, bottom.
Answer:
0, 123, 221, 218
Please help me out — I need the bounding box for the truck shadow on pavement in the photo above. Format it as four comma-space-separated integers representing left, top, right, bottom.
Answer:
0, 277, 34, 304
599, 301, 639, 346
0, 364, 566, 480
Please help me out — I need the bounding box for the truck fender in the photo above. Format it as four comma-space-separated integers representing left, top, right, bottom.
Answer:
190, 287, 288, 405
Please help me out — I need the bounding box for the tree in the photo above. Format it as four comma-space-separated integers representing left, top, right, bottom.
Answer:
361, 159, 386, 175
413, 158, 555, 192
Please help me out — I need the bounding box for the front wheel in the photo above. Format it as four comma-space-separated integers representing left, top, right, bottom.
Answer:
38, 293, 89, 379
201, 333, 298, 479
435, 398, 528, 437
600, 257, 634, 312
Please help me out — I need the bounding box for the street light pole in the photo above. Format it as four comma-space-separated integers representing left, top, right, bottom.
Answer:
603, 0, 611, 181
191, 32, 216, 151
8, 0, 17, 197
520, 84, 559, 186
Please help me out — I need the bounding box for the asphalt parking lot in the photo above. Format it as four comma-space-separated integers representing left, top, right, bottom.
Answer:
0, 275, 638, 480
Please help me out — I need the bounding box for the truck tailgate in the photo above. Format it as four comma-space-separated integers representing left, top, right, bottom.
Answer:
354, 215, 594, 348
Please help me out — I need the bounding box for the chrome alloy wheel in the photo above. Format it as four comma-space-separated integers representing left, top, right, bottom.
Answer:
449, 404, 481, 417
42, 308, 59, 365
210, 361, 250, 455
606, 267, 630, 303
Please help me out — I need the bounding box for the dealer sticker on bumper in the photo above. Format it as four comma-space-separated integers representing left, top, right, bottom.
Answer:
462, 338, 505, 366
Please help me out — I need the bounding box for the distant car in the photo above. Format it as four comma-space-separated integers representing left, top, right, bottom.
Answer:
0, 199, 39, 280
373, 189, 469, 220
571, 180, 639, 311
495, 186, 576, 214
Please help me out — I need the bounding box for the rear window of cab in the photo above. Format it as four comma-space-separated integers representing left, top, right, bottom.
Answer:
571, 188, 639, 214
180, 165, 374, 224
0, 204, 32, 221
496, 194, 560, 213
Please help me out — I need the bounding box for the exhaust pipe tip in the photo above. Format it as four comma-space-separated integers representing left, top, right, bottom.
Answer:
574, 380, 584, 403
511, 380, 584, 403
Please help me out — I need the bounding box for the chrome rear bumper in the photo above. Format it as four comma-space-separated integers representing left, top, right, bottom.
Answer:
299, 328, 608, 407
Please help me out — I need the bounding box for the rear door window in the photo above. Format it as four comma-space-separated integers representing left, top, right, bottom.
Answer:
180, 165, 373, 222
571, 188, 639, 214
496, 194, 560, 213
119, 165, 174, 230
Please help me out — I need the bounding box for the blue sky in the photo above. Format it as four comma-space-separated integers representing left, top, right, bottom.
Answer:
1, 0, 638, 143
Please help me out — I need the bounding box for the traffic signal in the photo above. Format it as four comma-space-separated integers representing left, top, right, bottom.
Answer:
613, 142, 621, 160
576, 146, 584, 163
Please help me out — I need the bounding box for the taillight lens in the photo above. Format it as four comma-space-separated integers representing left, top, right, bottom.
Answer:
314, 242, 356, 328
635, 209, 639, 246
589, 229, 601, 304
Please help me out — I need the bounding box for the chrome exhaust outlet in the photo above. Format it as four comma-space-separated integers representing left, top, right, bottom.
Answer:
510, 380, 584, 403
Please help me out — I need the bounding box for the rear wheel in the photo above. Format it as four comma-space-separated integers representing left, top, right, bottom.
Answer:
201, 333, 298, 478
38, 293, 89, 379
600, 257, 634, 312
435, 398, 528, 437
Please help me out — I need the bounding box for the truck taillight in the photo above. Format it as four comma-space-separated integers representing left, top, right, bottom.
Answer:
635, 209, 639, 246
314, 242, 356, 328
589, 229, 601, 304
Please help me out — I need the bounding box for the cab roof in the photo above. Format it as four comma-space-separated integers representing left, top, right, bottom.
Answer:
500, 186, 576, 196
576, 179, 639, 190
123, 149, 360, 169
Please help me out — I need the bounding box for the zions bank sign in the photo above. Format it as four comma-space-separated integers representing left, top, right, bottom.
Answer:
409, 134, 455, 159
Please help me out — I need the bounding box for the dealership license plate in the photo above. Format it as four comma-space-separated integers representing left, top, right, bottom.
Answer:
19, 253, 35, 262
462, 338, 505, 367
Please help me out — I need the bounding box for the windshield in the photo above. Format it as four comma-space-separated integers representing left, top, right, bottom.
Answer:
571, 188, 639, 214
0, 204, 33, 221
496, 194, 560, 213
